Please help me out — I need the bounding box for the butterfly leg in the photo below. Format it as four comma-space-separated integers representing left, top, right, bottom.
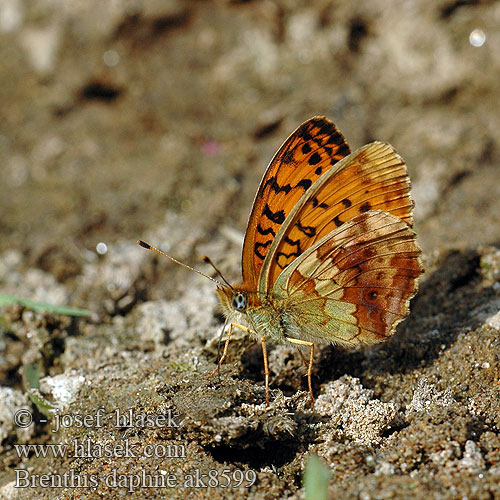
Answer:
204, 323, 251, 379
285, 337, 315, 409
260, 336, 270, 407
297, 349, 310, 370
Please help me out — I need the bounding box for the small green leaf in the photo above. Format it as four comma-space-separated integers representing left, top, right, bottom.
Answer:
304, 454, 330, 500
24, 360, 43, 390
0, 293, 91, 317
170, 361, 190, 372
27, 389, 57, 417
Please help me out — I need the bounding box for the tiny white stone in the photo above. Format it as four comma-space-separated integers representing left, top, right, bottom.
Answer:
103, 50, 120, 67
469, 29, 486, 47
96, 242, 108, 255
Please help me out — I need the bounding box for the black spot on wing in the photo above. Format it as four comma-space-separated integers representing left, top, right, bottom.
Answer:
315, 166, 322, 175
360, 202, 371, 212
257, 224, 276, 237
308, 152, 322, 165
264, 176, 292, 194
333, 215, 343, 227
301, 143, 312, 154
337, 143, 351, 156
308, 196, 327, 209
254, 240, 272, 260
284, 236, 301, 252
317, 121, 339, 139
276, 246, 302, 269
353, 264, 363, 274
326, 132, 345, 146
329, 142, 351, 164
296, 125, 313, 142
296, 178, 312, 192
296, 220, 316, 237
263, 204, 285, 224
282, 149, 295, 164
341, 198, 352, 208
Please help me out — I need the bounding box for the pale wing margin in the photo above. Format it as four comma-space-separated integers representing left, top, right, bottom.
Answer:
273, 211, 423, 347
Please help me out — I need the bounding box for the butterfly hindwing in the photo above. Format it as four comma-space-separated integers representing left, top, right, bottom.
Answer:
241, 116, 351, 288
273, 211, 423, 347
260, 142, 415, 293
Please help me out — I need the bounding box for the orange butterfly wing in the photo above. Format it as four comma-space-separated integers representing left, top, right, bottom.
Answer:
241, 117, 351, 288
260, 142, 415, 293
273, 211, 423, 346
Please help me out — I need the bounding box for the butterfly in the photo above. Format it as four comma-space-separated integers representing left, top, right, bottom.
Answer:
139, 116, 423, 409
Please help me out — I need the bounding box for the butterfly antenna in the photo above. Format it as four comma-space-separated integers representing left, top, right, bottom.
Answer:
202, 255, 234, 290
137, 240, 222, 286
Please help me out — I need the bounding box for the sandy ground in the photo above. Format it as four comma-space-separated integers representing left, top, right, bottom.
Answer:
0, 1, 499, 499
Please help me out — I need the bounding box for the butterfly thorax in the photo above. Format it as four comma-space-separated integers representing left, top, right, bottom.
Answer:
216, 285, 292, 344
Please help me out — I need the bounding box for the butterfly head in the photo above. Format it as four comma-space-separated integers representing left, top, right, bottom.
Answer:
216, 285, 252, 319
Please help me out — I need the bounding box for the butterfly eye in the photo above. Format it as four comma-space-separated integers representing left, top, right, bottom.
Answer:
231, 292, 247, 312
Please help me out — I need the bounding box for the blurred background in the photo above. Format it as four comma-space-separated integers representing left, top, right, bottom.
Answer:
0, 0, 498, 306
1, 3, 500, 498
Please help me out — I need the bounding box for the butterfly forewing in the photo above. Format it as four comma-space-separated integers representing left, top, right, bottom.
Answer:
260, 142, 415, 293
241, 116, 351, 288
273, 211, 423, 347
